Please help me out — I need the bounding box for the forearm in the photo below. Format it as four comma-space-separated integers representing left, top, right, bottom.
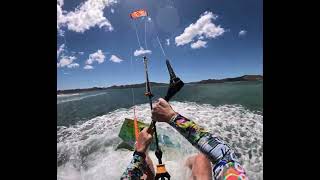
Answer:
168, 114, 247, 179
168, 114, 229, 160
120, 153, 146, 180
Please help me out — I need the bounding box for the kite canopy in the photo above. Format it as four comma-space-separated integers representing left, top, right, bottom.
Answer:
117, 118, 178, 151
130, 9, 148, 19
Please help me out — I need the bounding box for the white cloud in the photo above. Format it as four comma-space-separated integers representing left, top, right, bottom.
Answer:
57, 0, 64, 6
111, 8, 115, 14
134, 47, 152, 57
72, 51, 84, 55
109, 55, 123, 63
57, 4, 66, 29
175, 11, 224, 48
58, 29, 65, 37
191, 40, 207, 49
57, 56, 77, 68
57, 44, 65, 58
86, 50, 105, 64
67, 63, 79, 68
57, 0, 118, 33
84, 65, 94, 69
57, 44, 80, 68
239, 30, 247, 36
166, 39, 170, 46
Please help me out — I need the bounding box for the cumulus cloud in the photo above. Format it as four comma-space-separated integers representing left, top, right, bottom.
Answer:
71, 51, 85, 55
58, 29, 65, 37
175, 11, 224, 48
57, 3, 66, 29
166, 39, 170, 46
86, 50, 105, 64
57, 44, 65, 58
57, 0, 118, 33
109, 55, 123, 63
57, 44, 80, 68
67, 63, 79, 68
57, 56, 78, 68
134, 47, 152, 57
57, 0, 63, 6
84, 65, 94, 70
239, 30, 247, 36
191, 40, 207, 49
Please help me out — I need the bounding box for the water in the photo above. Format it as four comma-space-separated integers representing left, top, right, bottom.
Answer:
57, 81, 262, 126
57, 81, 263, 179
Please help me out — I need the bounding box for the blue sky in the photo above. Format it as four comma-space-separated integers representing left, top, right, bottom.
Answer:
57, 0, 262, 90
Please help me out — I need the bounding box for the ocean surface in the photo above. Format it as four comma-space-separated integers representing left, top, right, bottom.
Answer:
57, 81, 263, 180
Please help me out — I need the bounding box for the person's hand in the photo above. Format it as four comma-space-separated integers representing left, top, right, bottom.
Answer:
152, 98, 178, 123
135, 127, 154, 153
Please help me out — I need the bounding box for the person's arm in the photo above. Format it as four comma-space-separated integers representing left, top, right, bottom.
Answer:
152, 98, 248, 180
120, 152, 147, 179
120, 127, 154, 180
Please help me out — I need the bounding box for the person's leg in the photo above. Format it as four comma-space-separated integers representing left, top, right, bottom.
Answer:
185, 154, 197, 180
185, 154, 197, 170
141, 154, 155, 180
185, 153, 212, 180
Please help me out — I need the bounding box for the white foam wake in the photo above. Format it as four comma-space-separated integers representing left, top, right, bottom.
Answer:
57, 92, 107, 104
57, 93, 80, 97
57, 102, 263, 180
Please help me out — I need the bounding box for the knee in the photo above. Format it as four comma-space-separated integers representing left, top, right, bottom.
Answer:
195, 153, 209, 162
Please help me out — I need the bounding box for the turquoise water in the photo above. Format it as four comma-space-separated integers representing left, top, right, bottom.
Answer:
57, 81, 263, 179
57, 81, 262, 126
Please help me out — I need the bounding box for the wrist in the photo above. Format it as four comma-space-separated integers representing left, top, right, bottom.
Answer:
168, 112, 179, 123
135, 144, 147, 153
133, 150, 146, 159
136, 148, 146, 153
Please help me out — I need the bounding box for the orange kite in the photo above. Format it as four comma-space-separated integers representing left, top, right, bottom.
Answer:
130, 9, 148, 19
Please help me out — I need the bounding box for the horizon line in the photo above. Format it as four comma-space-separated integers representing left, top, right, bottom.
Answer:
57, 74, 263, 91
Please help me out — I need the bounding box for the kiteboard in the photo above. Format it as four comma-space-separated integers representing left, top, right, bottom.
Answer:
116, 118, 179, 151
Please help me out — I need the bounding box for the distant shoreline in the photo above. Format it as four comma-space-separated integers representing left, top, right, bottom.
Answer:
57, 75, 262, 95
